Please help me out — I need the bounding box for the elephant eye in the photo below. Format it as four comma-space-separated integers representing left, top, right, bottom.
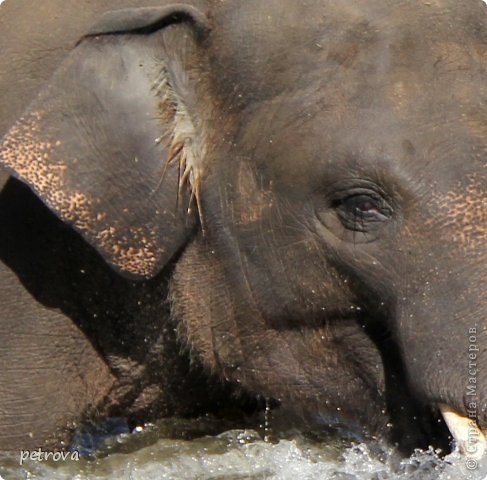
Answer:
337, 193, 392, 231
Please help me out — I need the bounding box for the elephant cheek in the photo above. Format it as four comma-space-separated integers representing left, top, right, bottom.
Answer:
169, 239, 246, 379
233, 160, 274, 226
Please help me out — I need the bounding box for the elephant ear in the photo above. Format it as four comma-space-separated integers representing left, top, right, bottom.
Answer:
0, 6, 210, 279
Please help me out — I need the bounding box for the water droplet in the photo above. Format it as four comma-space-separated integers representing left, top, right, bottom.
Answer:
263, 399, 273, 443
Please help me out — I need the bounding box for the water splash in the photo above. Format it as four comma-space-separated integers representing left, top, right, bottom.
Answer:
2, 423, 487, 480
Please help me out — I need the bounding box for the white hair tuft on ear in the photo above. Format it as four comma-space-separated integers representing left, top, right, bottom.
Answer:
153, 64, 206, 228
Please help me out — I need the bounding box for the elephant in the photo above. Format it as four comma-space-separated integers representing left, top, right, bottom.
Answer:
0, 0, 248, 453
0, 0, 485, 457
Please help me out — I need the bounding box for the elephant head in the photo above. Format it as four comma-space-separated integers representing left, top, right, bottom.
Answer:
1, 0, 485, 454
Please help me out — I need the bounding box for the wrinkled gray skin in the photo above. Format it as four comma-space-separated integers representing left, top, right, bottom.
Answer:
0, 0, 244, 453
0, 0, 485, 454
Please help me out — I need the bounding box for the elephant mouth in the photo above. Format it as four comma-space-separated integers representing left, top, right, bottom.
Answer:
439, 404, 486, 459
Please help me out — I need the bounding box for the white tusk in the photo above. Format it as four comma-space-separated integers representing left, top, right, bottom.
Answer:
439, 404, 486, 460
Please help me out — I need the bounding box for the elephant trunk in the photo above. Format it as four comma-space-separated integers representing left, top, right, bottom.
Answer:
397, 259, 487, 457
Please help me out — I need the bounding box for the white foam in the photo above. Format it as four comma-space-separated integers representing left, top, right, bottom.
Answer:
3, 429, 487, 480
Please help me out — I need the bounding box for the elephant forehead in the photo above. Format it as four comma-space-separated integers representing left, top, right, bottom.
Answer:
223, 81, 483, 194
209, 0, 486, 107
206, 0, 486, 193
